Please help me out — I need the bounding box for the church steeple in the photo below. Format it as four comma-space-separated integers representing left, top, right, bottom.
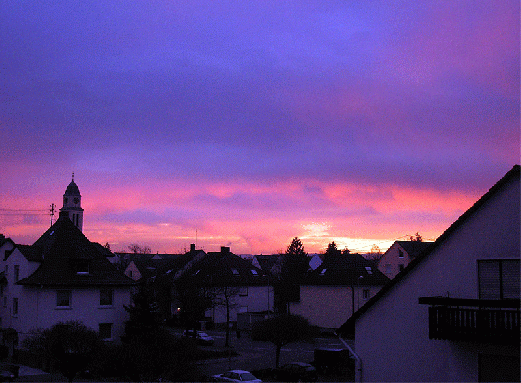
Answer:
60, 173, 84, 231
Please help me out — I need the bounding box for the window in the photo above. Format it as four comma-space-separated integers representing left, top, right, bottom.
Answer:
365, 266, 373, 275
363, 289, 370, 299
251, 269, 258, 276
12, 298, 18, 316
73, 260, 89, 274
56, 290, 71, 307
231, 268, 239, 275
4, 265, 7, 276
239, 287, 248, 296
398, 250, 404, 258
478, 260, 520, 299
100, 288, 113, 306
99, 323, 113, 340
398, 264, 405, 272
14, 265, 19, 282
320, 268, 327, 275
3, 297, 7, 308
384, 264, 392, 275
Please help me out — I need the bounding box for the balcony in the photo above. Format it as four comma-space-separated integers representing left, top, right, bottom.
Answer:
419, 297, 520, 344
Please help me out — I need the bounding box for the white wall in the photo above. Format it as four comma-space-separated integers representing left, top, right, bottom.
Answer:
0, 243, 131, 343
355, 175, 520, 382
206, 285, 273, 323
289, 285, 381, 329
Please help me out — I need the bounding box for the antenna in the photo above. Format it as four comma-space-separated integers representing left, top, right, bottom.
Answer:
196, 229, 198, 249
49, 203, 56, 226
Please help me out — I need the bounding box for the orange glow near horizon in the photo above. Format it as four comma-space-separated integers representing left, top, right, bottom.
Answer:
0, 178, 482, 255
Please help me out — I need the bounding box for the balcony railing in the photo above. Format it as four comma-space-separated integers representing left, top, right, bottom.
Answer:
419, 297, 520, 344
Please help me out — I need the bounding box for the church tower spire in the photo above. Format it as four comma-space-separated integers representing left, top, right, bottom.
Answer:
60, 173, 84, 231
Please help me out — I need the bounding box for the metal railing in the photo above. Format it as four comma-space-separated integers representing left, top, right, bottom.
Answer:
419, 297, 520, 344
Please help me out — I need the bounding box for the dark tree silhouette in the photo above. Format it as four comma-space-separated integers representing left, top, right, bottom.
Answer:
409, 232, 423, 241
276, 237, 309, 313
251, 314, 319, 368
325, 241, 341, 257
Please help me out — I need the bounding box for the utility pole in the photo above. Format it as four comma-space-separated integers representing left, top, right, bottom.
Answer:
49, 203, 56, 226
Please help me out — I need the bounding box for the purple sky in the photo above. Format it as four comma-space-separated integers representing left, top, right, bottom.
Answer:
1, 1, 519, 254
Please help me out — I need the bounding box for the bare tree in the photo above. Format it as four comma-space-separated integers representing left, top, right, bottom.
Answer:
212, 285, 240, 347
409, 232, 423, 242
366, 244, 383, 261
128, 244, 152, 254
251, 314, 319, 368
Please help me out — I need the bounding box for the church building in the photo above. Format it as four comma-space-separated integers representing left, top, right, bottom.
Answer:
0, 176, 134, 346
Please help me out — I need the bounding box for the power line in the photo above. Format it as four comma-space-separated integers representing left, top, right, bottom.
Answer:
0, 208, 48, 212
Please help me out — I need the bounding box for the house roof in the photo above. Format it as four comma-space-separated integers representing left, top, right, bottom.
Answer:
16, 244, 44, 262
305, 253, 390, 286
395, 241, 433, 258
338, 164, 520, 335
175, 249, 269, 287
17, 213, 135, 287
127, 255, 183, 281
64, 179, 80, 196
253, 254, 279, 274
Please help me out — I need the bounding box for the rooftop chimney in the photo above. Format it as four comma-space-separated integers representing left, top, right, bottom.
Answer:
221, 246, 230, 254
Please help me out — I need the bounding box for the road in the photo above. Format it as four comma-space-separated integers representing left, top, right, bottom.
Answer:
171, 328, 352, 379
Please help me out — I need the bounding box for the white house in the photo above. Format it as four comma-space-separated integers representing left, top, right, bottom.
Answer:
160, 247, 274, 325
339, 165, 520, 382
288, 253, 389, 330
0, 178, 134, 346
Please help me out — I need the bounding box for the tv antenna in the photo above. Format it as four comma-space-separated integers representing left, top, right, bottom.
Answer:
49, 203, 56, 226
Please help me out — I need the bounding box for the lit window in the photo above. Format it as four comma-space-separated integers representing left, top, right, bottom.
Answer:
100, 288, 114, 306
56, 290, 71, 307
99, 323, 113, 340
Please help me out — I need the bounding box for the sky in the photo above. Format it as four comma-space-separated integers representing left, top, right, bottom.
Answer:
1, 0, 519, 255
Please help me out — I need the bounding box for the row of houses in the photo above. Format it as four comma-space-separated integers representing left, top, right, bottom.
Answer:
0, 176, 392, 345
1, 165, 519, 381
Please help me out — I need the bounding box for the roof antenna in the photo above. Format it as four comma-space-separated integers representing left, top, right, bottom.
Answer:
72, 172, 75, 181
49, 203, 56, 226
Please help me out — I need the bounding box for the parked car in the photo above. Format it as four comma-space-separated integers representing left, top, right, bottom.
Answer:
212, 369, 262, 382
182, 330, 215, 345
275, 362, 318, 382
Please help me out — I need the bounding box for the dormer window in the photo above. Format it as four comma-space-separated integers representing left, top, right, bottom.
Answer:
231, 268, 239, 275
73, 260, 90, 274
